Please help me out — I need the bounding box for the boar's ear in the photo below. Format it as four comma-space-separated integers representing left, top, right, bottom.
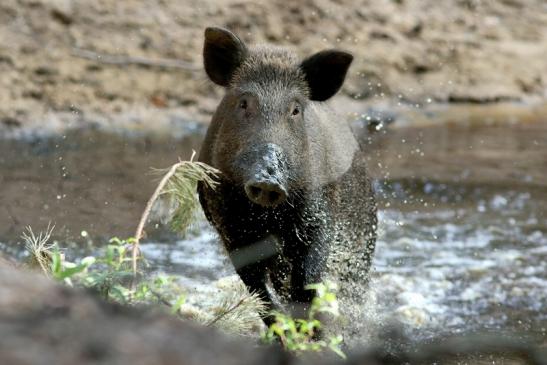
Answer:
300, 50, 353, 101
203, 27, 248, 87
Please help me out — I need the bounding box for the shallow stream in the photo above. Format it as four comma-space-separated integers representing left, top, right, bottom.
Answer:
1, 104, 546, 344
135, 181, 547, 342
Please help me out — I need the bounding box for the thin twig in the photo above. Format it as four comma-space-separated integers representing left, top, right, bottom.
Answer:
132, 151, 197, 275
132, 165, 179, 273
206, 297, 248, 327
71, 47, 200, 71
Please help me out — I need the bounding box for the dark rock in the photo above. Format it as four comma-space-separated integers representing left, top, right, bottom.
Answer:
50, 8, 73, 26
1, 117, 22, 127
34, 66, 59, 77
0, 261, 544, 364
0, 262, 294, 365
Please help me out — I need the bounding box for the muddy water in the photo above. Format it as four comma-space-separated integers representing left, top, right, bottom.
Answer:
0, 103, 546, 344
135, 181, 547, 343
0, 128, 202, 241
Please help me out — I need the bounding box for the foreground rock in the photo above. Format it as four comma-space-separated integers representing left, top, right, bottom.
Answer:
1, 260, 545, 365
0, 262, 289, 365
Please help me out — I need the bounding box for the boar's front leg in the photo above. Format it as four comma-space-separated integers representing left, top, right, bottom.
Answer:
287, 240, 327, 317
235, 262, 276, 326
227, 237, 281, 327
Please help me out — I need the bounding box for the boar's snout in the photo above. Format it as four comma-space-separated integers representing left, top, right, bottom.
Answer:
242, 143, 288, 207
245, 178, 287, 207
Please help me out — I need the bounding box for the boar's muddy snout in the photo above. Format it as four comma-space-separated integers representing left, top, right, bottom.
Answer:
245, 179, 287, 207
243, 143, 288, 207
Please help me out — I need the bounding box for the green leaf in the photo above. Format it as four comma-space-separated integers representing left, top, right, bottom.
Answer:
55, 263, 87, 280
171, 294, 186, 315
50, 250, 62, 276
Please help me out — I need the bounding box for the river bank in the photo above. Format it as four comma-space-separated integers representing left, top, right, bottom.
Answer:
1, 0, 546, 135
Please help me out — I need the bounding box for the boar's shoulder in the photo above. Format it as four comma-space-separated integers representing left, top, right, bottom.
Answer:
304, 102, 359, 188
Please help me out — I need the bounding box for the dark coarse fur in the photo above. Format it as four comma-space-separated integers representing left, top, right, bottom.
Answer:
198, 27, 377, 336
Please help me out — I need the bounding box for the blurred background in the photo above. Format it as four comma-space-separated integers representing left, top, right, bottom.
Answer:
0, 0, 546, 345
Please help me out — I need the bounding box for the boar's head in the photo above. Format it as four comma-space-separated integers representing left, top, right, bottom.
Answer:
201, 27, 353, 208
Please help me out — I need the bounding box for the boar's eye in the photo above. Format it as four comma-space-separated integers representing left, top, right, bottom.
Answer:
239, 99, 248, 110
290, 104, 301, 117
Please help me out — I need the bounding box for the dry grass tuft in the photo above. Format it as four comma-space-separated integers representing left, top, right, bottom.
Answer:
22, 223, 55, 276
132, 152, 220, 273
206, 280, 267, 337
158, 159, 219, 234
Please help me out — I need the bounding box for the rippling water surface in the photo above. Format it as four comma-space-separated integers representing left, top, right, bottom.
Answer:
374, 183, 547, 339
137, 182, 547, 341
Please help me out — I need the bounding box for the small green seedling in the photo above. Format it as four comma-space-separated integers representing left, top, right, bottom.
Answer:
262, 281, 346, 359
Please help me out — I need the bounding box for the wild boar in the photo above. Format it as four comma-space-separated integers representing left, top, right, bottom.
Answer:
198, 27, 377, 333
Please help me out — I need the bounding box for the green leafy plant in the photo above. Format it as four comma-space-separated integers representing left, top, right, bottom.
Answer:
50, 249, 95, 284
77, 236, 136, 302
262, 281, 346, 359
58, 236, 185, 310
22, 229, 185, 312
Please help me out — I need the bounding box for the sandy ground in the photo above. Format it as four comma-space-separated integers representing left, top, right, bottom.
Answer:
0, 0, 546, 135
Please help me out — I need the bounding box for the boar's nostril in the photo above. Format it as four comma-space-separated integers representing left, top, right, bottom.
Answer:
268, 191, 282, 205
244, 180, 287, 207
249, 185, 261, 198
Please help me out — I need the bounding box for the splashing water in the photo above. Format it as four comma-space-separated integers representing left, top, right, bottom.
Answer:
133, 182, 547, 343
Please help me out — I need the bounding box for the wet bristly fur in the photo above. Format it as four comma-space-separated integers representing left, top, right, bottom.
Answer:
198, 27, 377, 339
230, 45, 310, 98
